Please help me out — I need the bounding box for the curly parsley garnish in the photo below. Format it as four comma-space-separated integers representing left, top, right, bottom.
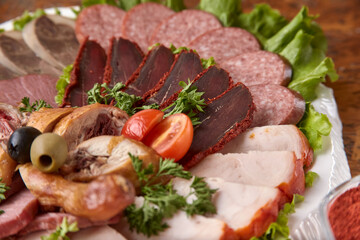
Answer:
13, 9, 46, 31
41, 217, 79, 240
19, 97, 52, 113
0, 179, 10, 215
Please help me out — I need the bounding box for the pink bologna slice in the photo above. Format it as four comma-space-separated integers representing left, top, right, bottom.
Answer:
121, 3, 175, 52
149, 9, 222, 48
188, 27, 261, 64
221, 50, 292, 86
75, 4, 126, 51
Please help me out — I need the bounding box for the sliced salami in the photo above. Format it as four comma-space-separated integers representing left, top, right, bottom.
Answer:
121, 3, 175, 52
188, 27, 261, 64
75, 4, 125, 51
149, 9, 222, 48
249, 84, 305, 127
221, 50, 292, 86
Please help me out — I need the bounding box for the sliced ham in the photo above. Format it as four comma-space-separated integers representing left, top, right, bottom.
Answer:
188, 27, 261, 64
220, 50, 292, 86
220, 125, 314, 168
0, 189, 39, 239
190, 151, 305, 201
121, 3, 175, 52
150, 9, 221, 48
249, 84, 305, 127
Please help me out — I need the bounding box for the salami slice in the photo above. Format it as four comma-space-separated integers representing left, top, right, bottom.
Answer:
188, 27, 261, 64
221, 50, 292, 86
149, 9, 222, 48
249, 84, 305, 127
75, 4, 125, 51
121, 3, 175, 52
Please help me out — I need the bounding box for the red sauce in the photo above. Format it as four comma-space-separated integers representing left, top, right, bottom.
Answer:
328, 185, 360, 239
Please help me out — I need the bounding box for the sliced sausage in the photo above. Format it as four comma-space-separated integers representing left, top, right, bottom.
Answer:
249, 84, 305, 127
221, 50, 292, 86
188, 27, 261, 64
75, 4, 125, 51
149, 9, 222, 48
121, 3, 175, 52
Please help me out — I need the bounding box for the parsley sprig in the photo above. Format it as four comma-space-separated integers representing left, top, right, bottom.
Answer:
41, 217, 79, 240
125, 154, 217, 237
0, 178, 10, 215
19, 97, 52, 113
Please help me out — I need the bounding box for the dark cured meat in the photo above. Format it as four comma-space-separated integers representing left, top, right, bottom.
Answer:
160, 65, 232, 109
63, 39, 107, 107
144, 50, 203, 105
103, 37, 144, 87
124, 45, 174, 97
178, 83, 255, 169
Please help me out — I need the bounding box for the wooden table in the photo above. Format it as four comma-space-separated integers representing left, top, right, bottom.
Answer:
1, 0, 359, 175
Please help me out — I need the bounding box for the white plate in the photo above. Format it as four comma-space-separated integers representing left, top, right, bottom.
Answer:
0, 7, 351, 239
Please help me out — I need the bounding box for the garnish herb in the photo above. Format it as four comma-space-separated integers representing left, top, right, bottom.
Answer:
125, 154, 217, 237
41, 217, 79, 240
55, 64, 73, 105
169, 44, 216, 69
54, 7, 61, 15
13, 9, 46, 31
19, 97, 52, 113
305, 171, 319, 188
0, 29, 4, 33
0, 178, 10, 215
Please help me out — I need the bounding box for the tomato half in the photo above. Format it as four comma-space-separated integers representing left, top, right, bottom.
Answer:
121, 109, 164, 141
143, 113, 193, 161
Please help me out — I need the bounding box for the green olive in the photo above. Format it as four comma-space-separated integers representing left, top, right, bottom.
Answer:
30, 133, 68, 173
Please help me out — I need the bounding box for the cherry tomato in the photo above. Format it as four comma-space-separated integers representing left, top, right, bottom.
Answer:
143, 113, 193, 161
121, 109, 164, 141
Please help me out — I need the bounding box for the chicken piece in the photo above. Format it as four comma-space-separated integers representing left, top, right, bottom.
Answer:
62, 135, 161, 191
0, 147, 17, 186
173, 178, 281, 239
53, 103, 128, 151
27, 107, 74, 132
190, 151, 305, 202
19, 164, 135, 222
220, 125, 313, 168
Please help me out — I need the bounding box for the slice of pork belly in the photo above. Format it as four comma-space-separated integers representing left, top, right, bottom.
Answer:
190, 151, 305, 201
114, 197, 237, 240
23, 15, 79, 69
0, 74, 58, 107
249, 84, 305, 127
188, 27, 261, 64
0, 31, 61, 76
221, 50, 292, 86
220, 125, 314, 168
103, 37, 144, 87
173, 177, 281, 239
0, 189, 39, 239
178, 83, 255, 169
121, 3, 175, 52
144, 50, 203, 105
125, 44, 174, 97
62, 39, 106, 107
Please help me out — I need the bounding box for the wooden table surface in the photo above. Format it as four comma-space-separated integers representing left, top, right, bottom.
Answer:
1, 0, 359, 175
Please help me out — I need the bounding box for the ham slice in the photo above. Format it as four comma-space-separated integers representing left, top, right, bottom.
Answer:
190, 151, 305, 201
220, 125, 313, 168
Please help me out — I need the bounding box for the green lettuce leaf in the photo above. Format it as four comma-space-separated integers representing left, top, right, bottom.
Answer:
13, 9, 46, 31
305, 171, 319, 188
81, 0, 118, 8
55, 64, 73, 106
198, 0, 241, 26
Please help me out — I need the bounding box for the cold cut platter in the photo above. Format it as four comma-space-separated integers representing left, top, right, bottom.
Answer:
0, 2, 351, 240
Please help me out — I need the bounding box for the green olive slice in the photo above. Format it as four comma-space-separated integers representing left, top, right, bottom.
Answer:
30, 133, 68, 173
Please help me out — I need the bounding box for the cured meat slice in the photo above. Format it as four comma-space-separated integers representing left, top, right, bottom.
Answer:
75, 4, 125, 51
173, 177, 281, 239
220, 125, 314, 168
0, 103, 24, 148
221, 51, 292, 86
178, 83, 255, 169
188, 27, 261, 64
121, 3, 175, 52
125, 45, 174, 97
103, 37, 144, 87
150, 9, 222, 48
190, 151, 305, 201
144, 50, 203, 105
23, 15, 79, 69
0, 31, 61, 76
160, 65, 232, 109
249, 84, 305, 127
63, 39, 106, 107
53, 103, 128, 151
114, 197, 237, 240
0, 189, 39, 239
0, 74, 58, 107
0, 63, 18, 80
